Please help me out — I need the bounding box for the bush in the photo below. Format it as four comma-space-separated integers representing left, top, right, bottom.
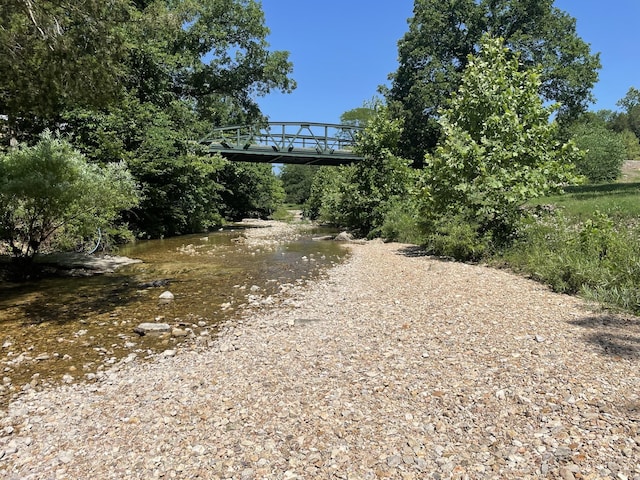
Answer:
423, 216, 491, 262
570, 123, 626, 182
0, 131, 140, 261
499, 211, 640, 313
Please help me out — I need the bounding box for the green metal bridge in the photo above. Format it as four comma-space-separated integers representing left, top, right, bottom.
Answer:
199, 122, 363, 165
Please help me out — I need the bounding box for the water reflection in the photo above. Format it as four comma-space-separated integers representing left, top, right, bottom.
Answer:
0, 227, 346, 405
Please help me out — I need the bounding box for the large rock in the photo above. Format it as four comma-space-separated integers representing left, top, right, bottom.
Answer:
334, 231, 354, 242
134, 323, 171, 335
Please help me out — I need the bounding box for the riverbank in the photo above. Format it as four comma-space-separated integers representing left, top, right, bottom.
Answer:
1, 224, 639, 479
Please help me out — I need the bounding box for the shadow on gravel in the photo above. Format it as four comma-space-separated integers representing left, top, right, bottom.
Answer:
396, 245, 459, 261
396, 245, 431, 257
569, 315, 640, 359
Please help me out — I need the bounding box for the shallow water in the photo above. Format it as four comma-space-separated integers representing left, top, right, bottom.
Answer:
0, 226, 346, 404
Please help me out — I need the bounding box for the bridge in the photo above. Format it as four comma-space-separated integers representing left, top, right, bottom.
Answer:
199, 122, 364, 166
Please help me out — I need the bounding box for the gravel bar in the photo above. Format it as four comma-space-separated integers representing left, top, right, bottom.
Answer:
1, 233, 639, 479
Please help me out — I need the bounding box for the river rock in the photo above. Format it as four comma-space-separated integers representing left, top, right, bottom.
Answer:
171, 328, 188, 337
334, 231, 354, 242
159, 291, 174, 300
134, 323, 171, 335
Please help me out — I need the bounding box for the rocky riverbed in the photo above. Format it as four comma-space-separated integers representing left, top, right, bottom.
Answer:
1, 222, 639, 479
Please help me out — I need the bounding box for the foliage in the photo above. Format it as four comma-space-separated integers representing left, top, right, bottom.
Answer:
421, 36, 582, 254
378, 198, 424, 245
569, 123, 626, 183
303, 167, 345, 221
387, 0, 601, 164
51, 0, 297, 238
279, 164, 319, 205
339, 98, 380, 127
498, 211, 640, 314
64, 98, 227, 238
612, 87, 640, 143
306, 107, 415, 238
0, 0, 131, 139
0, 131, 139, 260
620, 130, 640, 161
218, 163, 285, 221
423, 215, 491, 262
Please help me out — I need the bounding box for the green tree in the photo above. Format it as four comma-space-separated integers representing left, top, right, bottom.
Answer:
0, 0, 131, 142
614, 87, 640, 141
422, 36, 582, 252
339, 98, 380, 128
569, 123, 626, 182
387, 0, 601, 164
306, 106, 415, 237
279, 164, 319, 205
0, 131, 139, 261
620, 130, 640, 161
58, 0, 296, 237
219, 163, 285, 221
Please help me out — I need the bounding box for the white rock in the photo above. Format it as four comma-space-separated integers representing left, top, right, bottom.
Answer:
159, 291, 175, 300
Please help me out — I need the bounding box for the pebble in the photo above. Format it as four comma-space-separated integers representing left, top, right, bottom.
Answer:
0, 236, 638, 480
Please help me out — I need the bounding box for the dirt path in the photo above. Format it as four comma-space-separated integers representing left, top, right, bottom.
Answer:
1, 237, 639, 479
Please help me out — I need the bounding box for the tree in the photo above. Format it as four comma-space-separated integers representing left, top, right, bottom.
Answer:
280, 164, 319, 205
219, 163, 285, 221
620, 130, 640, 161
57, 0, 296, 237
569, 123, 626, 182
0, 0, 132, 141
421, 36, 582, 250
0, 131, 140, 262
387, 0, 601, 164
305, 106, 415, 237
1, 0, 295, 143
614, 87, 640, 141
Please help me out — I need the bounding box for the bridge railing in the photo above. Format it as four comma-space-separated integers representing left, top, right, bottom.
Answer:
200, 122, 362, 154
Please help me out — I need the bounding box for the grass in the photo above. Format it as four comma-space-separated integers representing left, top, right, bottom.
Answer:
498, 171, 640, 314
533, 182, 640, 222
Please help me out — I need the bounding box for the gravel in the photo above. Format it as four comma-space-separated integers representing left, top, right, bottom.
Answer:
1, 225, 639, 479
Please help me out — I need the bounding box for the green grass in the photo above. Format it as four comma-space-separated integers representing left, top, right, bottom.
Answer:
498, 179, 640, 314
533, 182, 640, 222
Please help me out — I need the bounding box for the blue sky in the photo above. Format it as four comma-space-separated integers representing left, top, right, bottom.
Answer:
257, 1, 640, 125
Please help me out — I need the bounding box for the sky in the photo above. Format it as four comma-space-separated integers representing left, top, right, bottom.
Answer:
257, 0, 640, 125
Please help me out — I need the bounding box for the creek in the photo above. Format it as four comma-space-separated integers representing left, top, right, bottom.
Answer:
0, 224, 347, 406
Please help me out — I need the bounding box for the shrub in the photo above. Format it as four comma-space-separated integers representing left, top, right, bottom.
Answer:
0, 131, 140, 261
570, 123, 626, 182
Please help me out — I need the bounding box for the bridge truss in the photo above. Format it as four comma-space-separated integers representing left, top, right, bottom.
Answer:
200, 122, 363, 166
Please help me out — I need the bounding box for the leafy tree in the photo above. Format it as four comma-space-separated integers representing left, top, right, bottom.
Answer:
303, 167, 345, 221
0, 131, 139, 261
64, 98, 227, 238
620, 130, 640, 161
569, 123, 626, 182
614, 87, 640, 141
219, 163, 285, 221
387, 0, 601, 164
279, 164, 319, 205
339, 98, 380, 127
306, 106, 415, 237
421, 36, 582, 252
0, 0, 131, 142
56, 0, 296, 237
